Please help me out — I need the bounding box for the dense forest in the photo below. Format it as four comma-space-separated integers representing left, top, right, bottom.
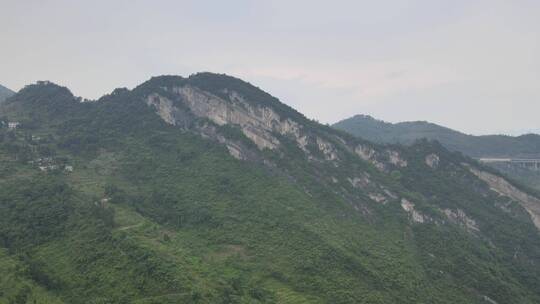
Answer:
0, 74, 539, 303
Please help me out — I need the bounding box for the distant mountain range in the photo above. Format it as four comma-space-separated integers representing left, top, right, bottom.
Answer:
333, 114, 540, 159
0, 84, 15, 102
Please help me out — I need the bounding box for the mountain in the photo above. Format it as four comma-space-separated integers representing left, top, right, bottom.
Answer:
332, 115, 540, 191
0, 84, 15, 103
1, 74, 540, 303
333, 114, 540, 158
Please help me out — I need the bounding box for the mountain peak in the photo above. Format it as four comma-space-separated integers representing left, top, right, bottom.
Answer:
1, 81, 79, 120
135, 73, 307, 124
17, 81, 75, 100
352, 114, 377, 120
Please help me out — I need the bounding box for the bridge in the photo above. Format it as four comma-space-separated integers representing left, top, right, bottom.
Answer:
478, 158, 540, 170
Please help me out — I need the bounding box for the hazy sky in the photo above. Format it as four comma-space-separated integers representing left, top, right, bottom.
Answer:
1, 0, 539, 135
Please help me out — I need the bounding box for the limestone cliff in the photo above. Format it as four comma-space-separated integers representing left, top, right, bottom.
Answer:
468, 166, 540, 229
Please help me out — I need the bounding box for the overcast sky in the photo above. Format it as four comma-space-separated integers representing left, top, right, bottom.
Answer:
1, 0, 539, 135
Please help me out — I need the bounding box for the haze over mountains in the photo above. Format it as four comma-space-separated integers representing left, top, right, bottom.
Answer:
0, 84, 14, 103
1, 73, 540, 303
333, 114, 540, 159
333, 114, 540, 192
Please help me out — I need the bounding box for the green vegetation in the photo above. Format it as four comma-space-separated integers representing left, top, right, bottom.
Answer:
1, 75, 539, 303
333, 114, 540, 191
487, 162, 540, 192
333, 114, 540, 158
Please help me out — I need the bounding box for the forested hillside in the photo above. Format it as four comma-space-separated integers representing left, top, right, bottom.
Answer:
333, 114, 540, 158
1, 74, 540, 303
332, 115, 540, 191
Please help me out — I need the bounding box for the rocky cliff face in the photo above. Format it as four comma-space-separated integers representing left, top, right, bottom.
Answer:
468, 166, 540, 229
443, 208, 480, 233
139, 74, 540, 236
146, 85, 305, 151
353, 144, 407, 172
142, 82, 381, 168
425, 153, 440, 168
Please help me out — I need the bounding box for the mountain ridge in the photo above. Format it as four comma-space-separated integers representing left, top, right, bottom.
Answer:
333, 114, 540, 158
1, 73, 540, 303
0, 84, 15, 103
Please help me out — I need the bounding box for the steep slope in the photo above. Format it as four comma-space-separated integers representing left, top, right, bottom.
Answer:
1, 74, 540, 303
0, 84, 15, 103
333, 114, 540, 158
333, 115, 540, 191
485, 161, 540, 192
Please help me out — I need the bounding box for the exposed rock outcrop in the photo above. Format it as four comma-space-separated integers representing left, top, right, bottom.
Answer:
146, 94, 179, 125
468, 166, 540, 230
443, 208, 479, 232
353, 145, 407, 171
354, 145, 385, 171
369, 193, 388, 204
383, 188, 398, 200
401, 198, 426, 223
425, 153, 440, 169
175, 86, 287, 150
316, 137, 339, 161
354, 145, 376, 161
145, 85, 345, 162
348, 175, 370, 189
387, 150, 408, 167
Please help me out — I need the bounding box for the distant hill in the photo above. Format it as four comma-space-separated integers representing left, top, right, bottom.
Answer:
333, 114, 540, 159
333, 114, 540, 191
0, 84, 15, 102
